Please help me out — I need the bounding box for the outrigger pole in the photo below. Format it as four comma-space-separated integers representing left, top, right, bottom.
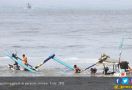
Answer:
35, 54, 55, 69
84, 56, 108, 71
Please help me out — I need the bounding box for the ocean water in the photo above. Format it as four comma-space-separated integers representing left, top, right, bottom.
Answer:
0, 8, 132, 76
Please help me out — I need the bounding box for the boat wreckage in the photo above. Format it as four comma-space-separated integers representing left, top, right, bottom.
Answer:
88, 53, 131, 77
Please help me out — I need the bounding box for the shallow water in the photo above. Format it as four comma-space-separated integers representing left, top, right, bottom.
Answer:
0, 8, 132, 76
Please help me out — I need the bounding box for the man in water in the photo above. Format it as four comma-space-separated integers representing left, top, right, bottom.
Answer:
9, 53, 20, 70
22, 54, 28, 70
22, 54, 36, 71
74, 65, 81, 73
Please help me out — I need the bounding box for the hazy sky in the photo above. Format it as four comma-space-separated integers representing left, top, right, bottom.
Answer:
0, 0, 132, 10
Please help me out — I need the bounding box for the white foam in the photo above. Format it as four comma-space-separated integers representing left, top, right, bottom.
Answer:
0, 56, 9, 59
63, 57, 98, 63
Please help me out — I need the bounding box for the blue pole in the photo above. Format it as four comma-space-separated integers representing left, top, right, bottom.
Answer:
52, 57, 74, 70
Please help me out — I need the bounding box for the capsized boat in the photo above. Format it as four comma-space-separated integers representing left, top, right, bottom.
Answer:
87, 54, 132, 77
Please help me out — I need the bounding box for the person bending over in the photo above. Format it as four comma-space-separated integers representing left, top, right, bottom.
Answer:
74, 65, 81, 73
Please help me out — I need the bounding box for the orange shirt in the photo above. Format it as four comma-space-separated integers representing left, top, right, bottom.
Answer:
22, 57, 27, 64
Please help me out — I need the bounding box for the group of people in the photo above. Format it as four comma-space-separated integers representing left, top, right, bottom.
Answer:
10, 53, 28, 71
11, 53, 81, 73
13, 53, 132, 74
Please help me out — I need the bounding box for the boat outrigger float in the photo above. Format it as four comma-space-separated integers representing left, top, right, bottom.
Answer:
6, 52, 74, 72
6, 53, 36, 73
35, 54, 74, 70
52, 56, 74, 70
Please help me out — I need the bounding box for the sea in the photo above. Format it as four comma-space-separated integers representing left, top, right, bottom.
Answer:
0, 8, 132, 76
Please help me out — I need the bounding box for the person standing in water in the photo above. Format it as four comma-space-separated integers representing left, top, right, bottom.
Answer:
22, 54, 28, 65
22, 54, 28, 70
